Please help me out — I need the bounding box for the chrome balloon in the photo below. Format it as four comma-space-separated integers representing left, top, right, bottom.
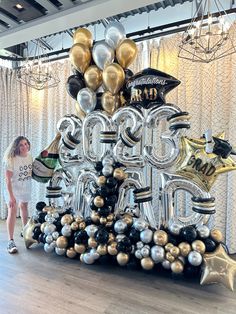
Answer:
112, 106, 144, 168
92, 41, 115, 70
144, 105, 182, 169
77, 88, 97, 114
160, 172, 210, 227
104, 21, 126, 49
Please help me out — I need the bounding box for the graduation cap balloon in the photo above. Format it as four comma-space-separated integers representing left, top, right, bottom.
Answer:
125, 68, 180, 109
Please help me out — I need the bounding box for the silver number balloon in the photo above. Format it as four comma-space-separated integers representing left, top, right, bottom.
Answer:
160, 172, 210, 227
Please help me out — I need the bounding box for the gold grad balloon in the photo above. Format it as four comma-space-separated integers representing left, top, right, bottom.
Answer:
101, 91, 121, 115
102, 63, 125, 95
176, 135, 236, 192
23, 217, 41, 249
116, 39, 138, 68
73, 28, 93, 48
84, 65, 103, 91
69, 43, 91, 74
200, 244, 236, 291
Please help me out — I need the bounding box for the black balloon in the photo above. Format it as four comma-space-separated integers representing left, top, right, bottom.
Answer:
66, 75, 85, 100
105, 195, 117, 207
129, 228, 140, 244
74, 230, 89, 245
38, 212, 47, 224
117, 237, 132, 253
95, 229, 109, 244
106, 177, 118, 188
126, 68, 180, 109
95, 161, 103, 172
38, 233, 45, 243
32, 226, 41, 240
97, 206, 110, 217
183, 263, 201, 278
95, 92, 103, 111
36, 201, 46, 212
98, 185, 110, 197
204, 238, 217, 252
179, 226, 197, 243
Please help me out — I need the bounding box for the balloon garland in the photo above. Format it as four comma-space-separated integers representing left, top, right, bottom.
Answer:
28, 21, 236, 292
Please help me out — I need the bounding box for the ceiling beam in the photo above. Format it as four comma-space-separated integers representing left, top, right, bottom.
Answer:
0, 0, 161, 49
0, 12, 19, 27
34, 0, 59, 14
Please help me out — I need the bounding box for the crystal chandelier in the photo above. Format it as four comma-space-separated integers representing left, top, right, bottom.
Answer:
178, 0, 236, 63
16, 40, 60, 90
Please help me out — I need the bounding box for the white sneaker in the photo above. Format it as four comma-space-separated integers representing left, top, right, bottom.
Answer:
7, 240, 18, 254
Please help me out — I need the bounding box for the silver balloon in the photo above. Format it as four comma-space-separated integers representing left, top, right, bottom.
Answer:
178, 256, 186, 265
46, 235, 54, 244
151, 245, 165, 263
102, 165, 114, 176
116, 234, 126, 242
61, 225, 72, 237
196, 225, 210, 238
85, 224, 98, 238
135, 249, 143, 259
162, 260, 171, 270
104, 21, 126, 49
160, 172, 211, 227
168, 222, 183, 235
144, 105, 182, 169
141, 246, 150, 257
102, 155, 114, 166
90, 248, 100, 260
52, 231, 59, 240
92, 41, 115, 70
188, 251, 202, 266
136, 241, 144, 250
133, 218, 148, 232
44, 243, 55, 253
77, 88, 96, 114
55, 247, 66, 256
44, 224, 56, 235
114, 220, 127, 234
83, 253, 95, 264
140, 229, 153, 244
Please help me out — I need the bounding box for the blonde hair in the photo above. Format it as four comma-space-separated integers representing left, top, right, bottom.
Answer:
3, 136, 31, 164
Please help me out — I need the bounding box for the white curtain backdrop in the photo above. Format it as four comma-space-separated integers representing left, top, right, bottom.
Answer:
0, 33, 236, 252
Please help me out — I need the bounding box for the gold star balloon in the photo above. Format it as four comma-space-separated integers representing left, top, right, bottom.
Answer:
176, 135, 236, 191
23, 217, 41, 249
200, 244, 236, 291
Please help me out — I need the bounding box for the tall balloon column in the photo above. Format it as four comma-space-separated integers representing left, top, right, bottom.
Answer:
26, 21, 236, 292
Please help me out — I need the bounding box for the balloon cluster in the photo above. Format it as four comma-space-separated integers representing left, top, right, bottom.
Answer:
66, 21, 137, 116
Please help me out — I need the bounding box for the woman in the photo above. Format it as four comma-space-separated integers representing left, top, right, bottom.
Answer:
3, 136, 33, 254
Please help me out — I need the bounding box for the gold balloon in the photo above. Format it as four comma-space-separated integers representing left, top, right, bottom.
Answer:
200, 244, 236, 291
153, 230, 168, 246
100, 217, 107, 225
88, 237, 98, 248
23, 218, 40, 249
97, 176, 106, 186
170, 246, 180, 258
56, 236, 68, 249
40, 222, 47, 233
108, 233, 115, 243
117, 252, 129, 266
113, 168, 126, 180
69, 43, 91, 73
101, 91, 120, 115
166, 252, 175, 263
108, 242, 118, 255
66, 247, 77, 259
91, 211, 100, 223
176, 135, 236, 192
116, 39, 138, 68
71, 222, 79, 231
61, 214, 74, 226
74, 215, 84, 224
79, 221, 86, 230
73, 28, 93, 48
102, 63, 125, 95
84, 65, 102, 91
165, 243, 174, 252
210, 229, 223, 243
94, 195, 104, 208
97, 244, 107, 255
192, 240, 206, 254
75, 102, 86, 120
74, 243, 86, 254
107, 214, 114, 222
141, 257, 154, 270
171, 260, 184, 274
122, 214, 133, 226
42, 205, 53, 213
178, 242, 191, 257
105, 221, 114, 228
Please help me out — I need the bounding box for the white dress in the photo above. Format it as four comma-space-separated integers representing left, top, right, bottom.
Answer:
4, 153, 33, 203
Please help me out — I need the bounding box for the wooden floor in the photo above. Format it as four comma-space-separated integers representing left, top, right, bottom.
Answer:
0, 219, 235, 314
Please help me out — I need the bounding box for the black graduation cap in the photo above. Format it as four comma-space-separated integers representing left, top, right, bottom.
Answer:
213, 137, 236, 159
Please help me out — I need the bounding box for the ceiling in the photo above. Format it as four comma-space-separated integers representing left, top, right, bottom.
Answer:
0, 0, 235, 60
